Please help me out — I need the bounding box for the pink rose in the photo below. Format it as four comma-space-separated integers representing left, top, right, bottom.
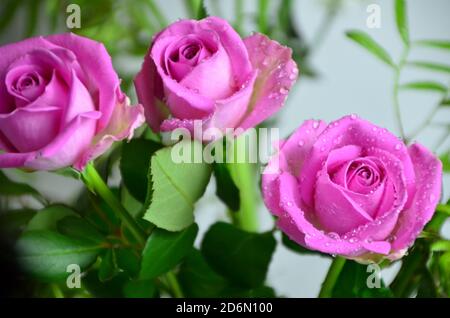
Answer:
135, 17, 297, 138
0, 33, 144, 171
262, 115, 442, 262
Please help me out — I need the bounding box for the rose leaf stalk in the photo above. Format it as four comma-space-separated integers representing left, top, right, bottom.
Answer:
81, 163, 146, 246
318, 256, 346, 298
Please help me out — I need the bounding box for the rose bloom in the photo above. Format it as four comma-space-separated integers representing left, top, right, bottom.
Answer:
262, 115, 442, 262
0, 33, 144, 171
135, 17, 297, 138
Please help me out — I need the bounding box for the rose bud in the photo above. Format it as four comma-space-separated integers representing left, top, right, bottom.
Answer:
135, 16, 298, 139
0, 33, 144, 171
262, 115, 442, 262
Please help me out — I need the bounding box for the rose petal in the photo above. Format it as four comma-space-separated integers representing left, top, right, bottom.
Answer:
155, 17, 253, 86
204, 72, 257, 132
46, 33, 121, 132
300, 115, 416, 209
63, 69, 96, 125
25, 111, 101, 170
262, 119, 326, 216
134, 52, 168, 132
151, 35, 215, 119
315, 169, 374, 234
180, 44, 234, 100
74, 93, 145, 170
278, 172, 364, 257
391, 143, 442, 253
0, 106, 61, 152
238, 33, 298, 130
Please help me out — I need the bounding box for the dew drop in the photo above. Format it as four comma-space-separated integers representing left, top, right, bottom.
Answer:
279, 87, 288, 94
298, 140, 305, 147
429, 193, 436, 203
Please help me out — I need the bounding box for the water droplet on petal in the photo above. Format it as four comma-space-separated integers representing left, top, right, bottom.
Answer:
429, 194, 436, 203
279, 87, 288, 94
298, 140, 305, 147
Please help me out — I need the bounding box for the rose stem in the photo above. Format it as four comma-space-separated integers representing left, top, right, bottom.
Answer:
81, 163, 146, 246
81, 163, 185, 298
318, 257, 347, 298
392, 45, 409, 142
165, 271, 184, 298
230, 135, 259, 232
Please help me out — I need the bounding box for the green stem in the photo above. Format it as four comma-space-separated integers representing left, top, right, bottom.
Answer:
318, 257, 346, 298
310, 0, 342, 53
234, 0, 244, 34
407, 90, 449, 143
407, 105, 440, 143
257, 0, 270, 34
392, 46, 409, 141
165, 271, 184, 298
390, 242, 428, 297
50, 284, 64, 298
146, 0, 168, 28
434, 127, 450, 151
230, 135, 259, 232
81, 163, 146, 246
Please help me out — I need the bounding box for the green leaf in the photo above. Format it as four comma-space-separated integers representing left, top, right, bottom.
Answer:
400, 81, 447, 93
416, 269, 438, 298
346, 30, 394, 67
431, 240, 450, 252
415, 39, 450, 51
394, 0, 409, 45
196, 0, 208, 19
0, 0, 20, 34
26, 205, 76, 231
178, 248, 228, 297
83, 271, 129, 298
16, 230, 103, 282
24, 0, 39, 37
213, 163, 240, 211
57, 216, 105, 243
439, 252, 450, 296
98, 249, 120, 282
178, 248, 276, 298
185, 0, 207, 19
123, 280, 158, 298
201, 222, 276, 288
53, 167, 81, 180
0, 171, 46, 205
332, 261, 393, 297
407, 61, 450, 74
221, 285, 276, 298
143, 141, 212, 231
440, 152, 450, 173
120, 139, 162, 202
140, 223, 198, 280
282, 233, 329, 256
116, 248, 140, 277
436, 203, 450, 216
390, 241, 429, 297
0, 209, 36, 238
